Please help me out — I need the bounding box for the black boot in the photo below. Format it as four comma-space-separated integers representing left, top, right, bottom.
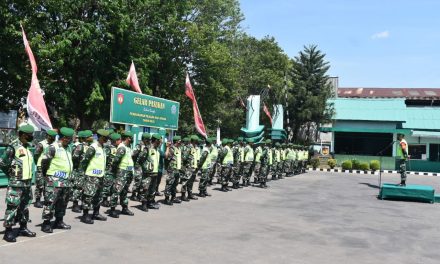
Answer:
34, 197, 43, 208
140, 201, 149, 212
121, 206, 134, 216
147, 201, 160, 209
232, 183, 239, 189
181, 193, 190, 202
203, 191, 212, 197
92, 207, 107, 221
19, 222, 36, 237
41, 220, 53, 233
54, 217, 71, 229
72, 201, 81, 213
164, 196, 173, 205
101, 199, 110, 208
108, 207, 119, 218
259, 182, 265, 188
399, 180, 406, 187
172, 196, 182, 204
220, 185, 228, 192
188, 192, 198, 200
198, 191, 206, 198
3, 227, 16, 242
81, 210, 94, 224
130, 191, 138, 201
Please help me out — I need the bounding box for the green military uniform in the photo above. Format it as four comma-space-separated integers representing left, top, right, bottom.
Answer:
397, 134, 409, 186
258, 139, 272, 188
1, 125, 37, 242
33, 129, 57, 208
79, 129, 110, 224
208, 137, 219, 185
253, 143, 263, 184
219, 139, 234, 192
71, 130, 93, 212
242, 138, 255, 186
108, 131, 135, 218
102, 133, 120, 207
41, 127, 75, 233
198, 138, 213, 197
163, 136, 183, 205
267, 142, 273, 180
136, 133, 161, 211
131, 133, 150, 201
271, 143, 281, 180
181, 136, 199, 200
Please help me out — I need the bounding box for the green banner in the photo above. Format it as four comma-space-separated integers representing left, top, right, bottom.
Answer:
110, 87, 179, 130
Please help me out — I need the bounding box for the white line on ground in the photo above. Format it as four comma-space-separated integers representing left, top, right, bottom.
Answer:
0, 230, 68, 248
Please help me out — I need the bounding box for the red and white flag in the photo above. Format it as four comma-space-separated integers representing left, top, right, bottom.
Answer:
126, 61, 142, 93
185, 73, 207, 138
263, 102, 273, 125
22, 25, 52, 131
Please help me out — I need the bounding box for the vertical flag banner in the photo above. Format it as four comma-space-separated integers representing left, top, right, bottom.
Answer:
263, 102, 273, 125
22, 25, 53, 130
185, 73, 207, 138
126, 61, 142, 94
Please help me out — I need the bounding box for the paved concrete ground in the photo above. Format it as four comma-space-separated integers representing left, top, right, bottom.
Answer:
0, 171, 440, 264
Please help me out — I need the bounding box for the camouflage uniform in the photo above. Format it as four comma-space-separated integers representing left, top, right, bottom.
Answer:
219, 142, 234, 191
197, 143, 212, 195
70, 142, 88, 207
253, 145, 263, 183
164, 143, 183, 204
131, 141, 147, 200
33, 139, 49, 206
110, 142, 134, 209
137, 144, 160, 208
180, 143, 196, 197
102, 143, 117, 205
242, 142, 254, 186
258, 145, 270, 187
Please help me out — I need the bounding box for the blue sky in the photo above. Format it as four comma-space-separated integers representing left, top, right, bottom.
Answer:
239, 0, 440, 88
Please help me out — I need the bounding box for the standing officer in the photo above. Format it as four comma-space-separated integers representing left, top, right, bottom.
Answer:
258, 139, 272, 188
102, 133, 121, 207
131, 132, 150, 201
242, 138, 254, 187
183, 135, 199, 200
219, 138, 233, 192
397, 133, 409, 186
108, 131, 134, 218
267, 140, 273, 181
71, 130, 93, 213
80, 129, 110, 224
207, 137, 218, 186
253, 140, 263, 184
33, 129, 57, 208
1, 124, 36, 242
164, 136, 183, 205
41, 127, 75, 233
198, 138, 213, 197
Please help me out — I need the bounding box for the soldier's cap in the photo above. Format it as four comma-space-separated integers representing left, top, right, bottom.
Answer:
122, 131, 134, 138
109, 133, 121, 141
173, 136, 181, 141
222, 138, 228, 144
45, 129, 58, 137
246, 138, 255, 143
97, 129, 110, 137
18, 124, 34, 134
237, 137, 244, 142
190, 135, 199, 141
206, 138, 213, 144
60, 127, 74, 137
275, 142, 281, 147
265, 139, 272, 144
152, 133, 162, 140
182, 137, 190, 142
79, 130, 93, 138
141, 132, 151, 139
288, 143, 293, 147
106, 128, 115, 133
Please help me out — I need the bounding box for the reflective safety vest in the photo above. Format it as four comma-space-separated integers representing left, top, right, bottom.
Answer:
268, 148, 273, 165
118, 143, 134, 171
222, 146, 233, 165
210, 145, 218, 163
14, 145, 33, 180
171, 146, 182, 170
201, 147, 211, 170
275, 149, 281, 162
255, 146, 262, 163
191, 146, 198, 169
244, 145, 254, 162
281, 149, 286, 161
149, 147, 160, 173
239, 147, 245, 162
37, 140, 49, 167
287, 149, 295, 160
47, 142, 73, 180
85, 142, 106, 177
396, 139, 409, 160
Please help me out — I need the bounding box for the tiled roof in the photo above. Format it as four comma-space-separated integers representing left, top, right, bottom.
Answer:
338, 88, 440, 99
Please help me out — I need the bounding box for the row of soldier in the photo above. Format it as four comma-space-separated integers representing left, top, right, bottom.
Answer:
0, 125, 310, 243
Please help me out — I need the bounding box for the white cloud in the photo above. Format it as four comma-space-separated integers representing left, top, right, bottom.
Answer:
371, 30, 390, 40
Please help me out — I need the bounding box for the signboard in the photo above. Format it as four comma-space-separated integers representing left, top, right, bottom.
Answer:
0, 110, 17, 129
110, 87, 179, 130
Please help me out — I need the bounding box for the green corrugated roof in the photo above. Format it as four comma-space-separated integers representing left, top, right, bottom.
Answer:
403, 107, 440, 130
320, 127, 410, 134
329, 98, 406, 122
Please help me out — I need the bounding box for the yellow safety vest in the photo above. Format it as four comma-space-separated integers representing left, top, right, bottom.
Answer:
222, 146, 233, 165
275, 149, 281, 162
47, 142, 73, 180
239, 147, 245, 162
149, 147, 160, 173
117, 143, 134, 171
244, 145, 254, 162
36, 140, 49, 167
201, 146, 211, 170
172, 146, 182, 170
14, 145, 33, 180
85, 142, 106, 177
268, 148, 273, 165
255, 146, 262, 163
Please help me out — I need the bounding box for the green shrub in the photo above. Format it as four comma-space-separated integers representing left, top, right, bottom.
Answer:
310, 158, 320, 169
341, 160, 352, 170
351, 159, 361, 170
327, 159, 337, 169
370, 160, 380, 171
359, 162, 370, 171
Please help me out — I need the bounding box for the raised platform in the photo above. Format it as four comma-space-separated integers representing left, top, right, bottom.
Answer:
378, 183, 435, 203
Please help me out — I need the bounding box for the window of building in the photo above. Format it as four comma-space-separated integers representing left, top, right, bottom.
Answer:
408, 144, 427, 160
429, 144, 440, 162
334, 132, 393, 156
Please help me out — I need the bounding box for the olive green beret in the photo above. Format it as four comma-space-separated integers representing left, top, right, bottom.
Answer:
18, 124, 34, 134
106, 128, 115, 133
206, 138, 213, 144
82, 130, 93, 138
237, 137, 244, 142
110, 133, 121, 141
246, 138, 255, 143
265, 139, 272, 144
190, 135, 199, 141
46, 129, 58, 137
173, 136, 181, 141
221, 138, 228, 144
141, 133, 151, 139
182, 137, 190, 142
60, 127, 74, 137
152, 133, 161, 140
122, 131, 134, 138
275, 142, 281, 147
97, 129, 110, 137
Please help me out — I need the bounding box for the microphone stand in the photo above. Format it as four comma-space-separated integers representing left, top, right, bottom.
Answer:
376, 140, 397, 191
